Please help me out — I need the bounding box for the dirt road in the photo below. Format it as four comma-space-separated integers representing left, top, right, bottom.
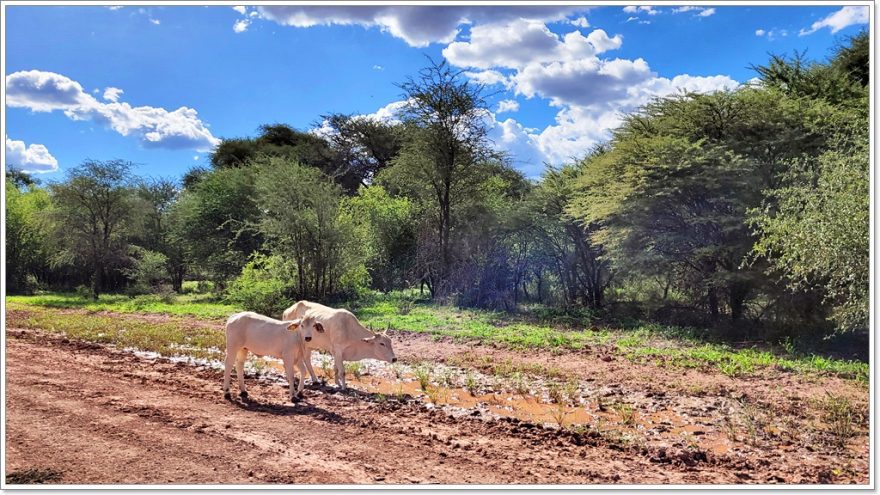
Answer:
4, 325, 868, 485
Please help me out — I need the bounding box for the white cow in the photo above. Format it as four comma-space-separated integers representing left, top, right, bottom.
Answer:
222, 311, 319, 402
282, 300, 396, 389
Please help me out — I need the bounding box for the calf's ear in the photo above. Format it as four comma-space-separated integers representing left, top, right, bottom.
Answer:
361, 336, 376, 343
287, 319, 302, 331
315, 322, 325, 333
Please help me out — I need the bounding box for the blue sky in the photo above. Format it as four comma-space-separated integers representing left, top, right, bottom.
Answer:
4, 4, 870, 180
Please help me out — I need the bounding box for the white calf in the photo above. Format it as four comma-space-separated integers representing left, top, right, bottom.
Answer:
282, 300, 397, 390
222, 311, 317, 402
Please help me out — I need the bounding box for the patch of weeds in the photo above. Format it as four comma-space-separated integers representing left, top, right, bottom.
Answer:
548, 382, 565, 405
464, 372, 479, 396
549, 403, 571, 429
375, 393, 388, 403
345, 362, 363, 382
318, 356, 334, 381
721, 411, 738, 442
563, 379, 580, 404
439, 368, 454, 387
414, 365, 432, 392
819, 392, 858, 448
735, 398, 766, 446
6, 468, 64, 484
511, 372, 531, 399
613, 402, 637, 426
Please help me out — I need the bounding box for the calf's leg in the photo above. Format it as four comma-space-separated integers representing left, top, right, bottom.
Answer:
222, 347, 237, 399
235, 348, 249, 398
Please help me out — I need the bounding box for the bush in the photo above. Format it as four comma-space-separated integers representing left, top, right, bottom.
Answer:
225, 255, 291, 317
124, 246, 169, 295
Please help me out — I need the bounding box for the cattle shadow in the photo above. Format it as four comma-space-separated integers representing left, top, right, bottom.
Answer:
226, 394, 347, 424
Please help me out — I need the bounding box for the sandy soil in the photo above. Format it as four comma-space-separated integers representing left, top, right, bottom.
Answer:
4, 317, 869, 486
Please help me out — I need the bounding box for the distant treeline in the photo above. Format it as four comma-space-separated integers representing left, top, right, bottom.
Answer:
6, 32, 868, 338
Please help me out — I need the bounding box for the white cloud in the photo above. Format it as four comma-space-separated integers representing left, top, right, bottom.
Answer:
442, 18, 739, 170
443, 21, 621, 70
761, 28, 789, 41
755, 29, 765, 36
232, 5, 246, 15
496, 99, 520, 113
193, 154, 200, 160
102, 87, 123, 102
255, 5, 584, 47
800, 6, 868, 35
6, 70, 220, 151
372, 64, 384, 71
463, 70, 511, 87
233, 19, 250, 33
5, 135, 59, 173
671, 6, 715, 17
149, 18, 160, 25
249, 11, 258, 18
107, 6, 123, 10
623, 6, 659, 15
569, 16, 589, 28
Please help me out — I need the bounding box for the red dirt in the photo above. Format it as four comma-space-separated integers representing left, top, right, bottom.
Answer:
4, 313, 870, 486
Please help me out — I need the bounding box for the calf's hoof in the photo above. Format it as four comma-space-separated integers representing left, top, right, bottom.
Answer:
290, 395, 301, 403
239, 391, 249, 399
223, 391, 231, 400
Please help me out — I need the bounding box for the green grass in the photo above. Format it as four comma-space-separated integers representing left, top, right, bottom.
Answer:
7, 304, 225, 362
6, 290, 868, 383
6, 292, 237, 320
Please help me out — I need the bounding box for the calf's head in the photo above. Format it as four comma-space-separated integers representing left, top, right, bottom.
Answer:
291, 316, 325, 342
361, 332, 396, 363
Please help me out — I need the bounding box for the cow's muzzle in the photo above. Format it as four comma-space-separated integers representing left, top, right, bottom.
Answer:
305, 336, 312, 342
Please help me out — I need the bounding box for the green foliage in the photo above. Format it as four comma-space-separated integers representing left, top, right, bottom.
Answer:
252, 155, 369, 299
49, 159, 138, 297
342, 185, 417, 292
224, 254, 290, 317
174, 166, 260, 287
123, 246, 170, 295
5, 180, 53, 294
751, 121, 868, 331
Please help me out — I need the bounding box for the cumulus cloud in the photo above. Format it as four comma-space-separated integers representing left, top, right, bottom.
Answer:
233, 19, 250, 33
800, 6, 868, 35
444, 21, 621, 69
255, 5, 584, 47
149, 18, 160, 25
102, 87, 123, 102
755, 29, 765, 36
496, 99, 520, 113
6, 70, 220, 151
5, 135, 59, 173
441, 19, 738, 169
569, 16, 590, 28
232, 5, 246, 15
463, 69, 511, 87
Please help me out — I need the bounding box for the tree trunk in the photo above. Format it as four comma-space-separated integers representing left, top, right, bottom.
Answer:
729, 283, 749, 321
707, 287, 719, 320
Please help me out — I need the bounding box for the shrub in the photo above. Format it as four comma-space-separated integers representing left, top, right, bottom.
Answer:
225, 254, 291, 317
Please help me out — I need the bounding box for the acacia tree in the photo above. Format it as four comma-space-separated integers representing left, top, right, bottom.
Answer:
393, 59, 497, 294
51, 159, 136, 298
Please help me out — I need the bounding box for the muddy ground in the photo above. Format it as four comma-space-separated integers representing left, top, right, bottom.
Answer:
4, 312, 870, 485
